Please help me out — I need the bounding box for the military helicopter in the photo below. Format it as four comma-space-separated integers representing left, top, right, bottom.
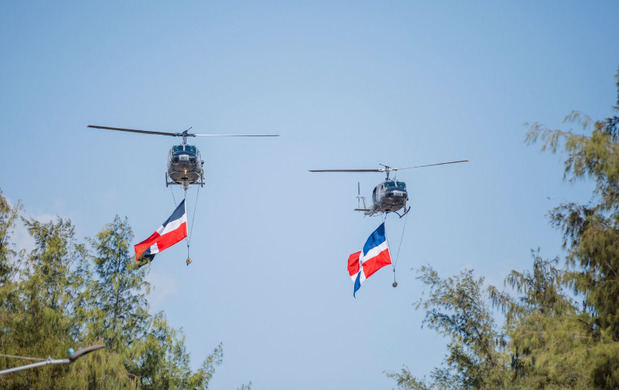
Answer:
88, 125, 279, 190
309, 160, 469, 217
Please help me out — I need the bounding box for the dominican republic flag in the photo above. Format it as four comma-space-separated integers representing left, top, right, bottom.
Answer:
347, 223, 392, 297
134, 199, 187, 262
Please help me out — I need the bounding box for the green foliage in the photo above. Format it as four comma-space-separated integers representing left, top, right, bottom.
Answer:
390, 70, 619, 389
391, 256, 617, 389
0, 192, 21, 349
0, 190, 19, 284
1, 216, 103, 389
525, 70, 619, 338
414, 267, 509, 389
496, 253, 607, 388
128, 313, 223, 390
386, 366, 431, 390
86, 216, 150, 352
0, 192, 222, 389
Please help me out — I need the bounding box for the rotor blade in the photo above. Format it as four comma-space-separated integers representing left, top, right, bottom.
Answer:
192, 133, 279, 137
308, 169, 382, 173
397, 160, 470, 170
88, 125, 179, 137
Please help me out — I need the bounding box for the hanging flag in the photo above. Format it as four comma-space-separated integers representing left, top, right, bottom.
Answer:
135, 199, 187, 262
347, 223, 392, 297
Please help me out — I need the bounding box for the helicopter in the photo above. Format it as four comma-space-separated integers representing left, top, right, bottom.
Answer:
88, 125, 279, 190
309, 160, 469, 217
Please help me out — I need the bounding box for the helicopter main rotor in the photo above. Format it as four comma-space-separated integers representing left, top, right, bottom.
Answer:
88, 125, 279, 144
309, 160, 469, 179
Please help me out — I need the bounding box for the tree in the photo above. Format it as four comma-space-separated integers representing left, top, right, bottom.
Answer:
84, 216, 223, 389
493, 253, 597, 389
391, 69, 619, 389
390, 255, 616, 389
3, 216, 99, 389
0, 193, 223, 389
388, 266, 509, 389
127, 313, 223, 390
0, 190, 19, 284
523, 68, 619, 388
0, 192, 25, 388
525, 88, 619, 340
86, 215, 150, 352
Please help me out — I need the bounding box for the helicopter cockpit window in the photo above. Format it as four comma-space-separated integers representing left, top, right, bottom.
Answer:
396, 182, 406, 189
384, 181, 395, 188
173, 146, 184, 153
185, 146, 197, 154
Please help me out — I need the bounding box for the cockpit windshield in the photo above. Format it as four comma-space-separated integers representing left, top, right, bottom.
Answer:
172, 145, 197, 155
383, 181, 406, 189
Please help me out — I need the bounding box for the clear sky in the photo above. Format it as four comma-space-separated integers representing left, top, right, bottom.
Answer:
1, 1, 618, 389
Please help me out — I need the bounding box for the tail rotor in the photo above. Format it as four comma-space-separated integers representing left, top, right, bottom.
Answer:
355, 182, 367, 210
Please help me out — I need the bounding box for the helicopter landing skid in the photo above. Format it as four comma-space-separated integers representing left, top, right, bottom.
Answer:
165, 173, 205, 189
394, 206, 411, 219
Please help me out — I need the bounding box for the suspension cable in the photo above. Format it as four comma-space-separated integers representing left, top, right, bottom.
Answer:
187, 186, 200, 248
184, 186, 200, 265
383, 210, 409, 287
392, 211, 409, 275
169, 185, 177, 207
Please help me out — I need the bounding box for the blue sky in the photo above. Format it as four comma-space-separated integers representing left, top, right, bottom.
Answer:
1, 1, 618, 389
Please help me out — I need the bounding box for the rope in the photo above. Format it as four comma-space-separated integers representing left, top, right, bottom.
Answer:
0, 353, 46, 361
392, 211, 409, 275
187, 186, 200, 248
381, 214, 395, 283
169, 186, 177, 207
383, 210, 409, 286
183, 187, 201, 266
184, 189, 188, 248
